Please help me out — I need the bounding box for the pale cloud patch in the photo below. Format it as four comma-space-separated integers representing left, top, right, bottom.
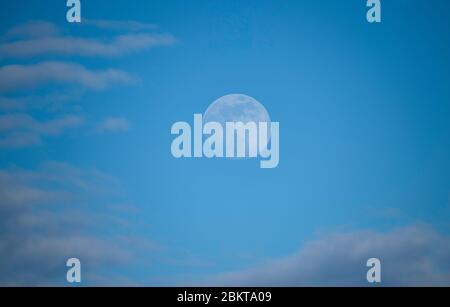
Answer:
0, 21, 176, 59
0, 61, 132, 93
0, 113, 83, 149
0, 97, 25, 111
205, 225, 450, 286
0, 162, 156, 286
96, 117, 130, 133
0, 34, 176, 58
83, 19, 159, 32
2, 20, 59, 39
0, 89, 84, 113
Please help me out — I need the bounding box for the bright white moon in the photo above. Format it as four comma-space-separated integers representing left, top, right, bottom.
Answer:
203, 94, 271, 157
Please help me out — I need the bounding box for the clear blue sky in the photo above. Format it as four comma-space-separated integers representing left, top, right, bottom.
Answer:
0, 0, 449, 285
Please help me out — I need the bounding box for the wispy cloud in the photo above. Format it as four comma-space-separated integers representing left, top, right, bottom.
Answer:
0, 19, 175, 145
96, 117, 130, 133
2, 20, 60, 39
0, 162, 156, 286
83, 19, 159, 32
205, 225, 450, 286
0, 97, 25, 111
0, 90, 84, 112
0, 61, 132, 93
0, 113, 83, 148
0, 34, 176, 58
0, 20, 176, 59
0, 19, 174, 131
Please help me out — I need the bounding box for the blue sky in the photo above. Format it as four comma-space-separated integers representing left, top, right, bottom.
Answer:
0, 0, 450, 286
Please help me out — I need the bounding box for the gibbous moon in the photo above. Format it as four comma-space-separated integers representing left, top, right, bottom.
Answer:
203, 94, 271, 157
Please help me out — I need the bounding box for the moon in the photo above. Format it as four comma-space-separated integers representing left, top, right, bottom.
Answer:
203, 94, 271, 157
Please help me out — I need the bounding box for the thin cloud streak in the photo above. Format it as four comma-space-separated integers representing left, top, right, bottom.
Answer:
0, 61, 132, 93
0, 113, 83, 149
2, 20, 60, 39
96, 117, 130, 133
83, 19, 159, 32
0, 19, 176, 58
0, 34, 176, 58
205, 225, 450, 286
0, 162, 156, 286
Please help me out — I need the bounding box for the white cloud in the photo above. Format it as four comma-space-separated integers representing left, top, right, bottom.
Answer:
0, 90, 84, 113
83, 19, 159, 32
0, 162, 155, 286
0, 34, 176, 58
96, 117, 130, 133
2, 20, 59, 39
0, 21, 176, 58
0, 61, 132, 93
0, 97, 24, 111
206, 225, 450, 286
0, 113, 83, 148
